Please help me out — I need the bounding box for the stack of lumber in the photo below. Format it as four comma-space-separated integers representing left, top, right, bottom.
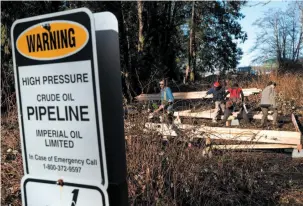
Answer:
135, 88, 261, 101
144, 122, 301, 149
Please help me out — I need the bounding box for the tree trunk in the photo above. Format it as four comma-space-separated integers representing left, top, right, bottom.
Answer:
295, 8, 303, 62
274, 16, 283, 70
137, 0, 144, 52
121, 2, 134, 102
189, 1, 196, 82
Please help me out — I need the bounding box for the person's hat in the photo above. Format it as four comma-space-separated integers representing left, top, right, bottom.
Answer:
214, 82, 220, 87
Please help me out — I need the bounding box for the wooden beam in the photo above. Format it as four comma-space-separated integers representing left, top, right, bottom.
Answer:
291, 113, 303, 148
174, 110, 274, 121
145, 122, 301, 145
212, 144, 297, 150
135, 88, 262, 101
291, 113, 302, 134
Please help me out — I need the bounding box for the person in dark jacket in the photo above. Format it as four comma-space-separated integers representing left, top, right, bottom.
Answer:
205, 81, 226, 123
260, 81, 278, 127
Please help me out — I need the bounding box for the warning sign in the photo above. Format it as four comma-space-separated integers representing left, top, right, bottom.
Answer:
11, 8, 108, 187
16, 20, 89, 60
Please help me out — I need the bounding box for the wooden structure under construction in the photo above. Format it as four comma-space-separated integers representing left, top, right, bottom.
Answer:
135, 88, 303, 153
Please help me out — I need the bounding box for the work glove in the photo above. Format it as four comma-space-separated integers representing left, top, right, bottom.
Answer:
159, 105, 165, 110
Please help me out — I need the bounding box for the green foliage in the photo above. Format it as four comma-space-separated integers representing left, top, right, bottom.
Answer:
1, 1, 65, 111
1, 1, 247, 108
152, 103, 159, 110
194, 1, 247, 74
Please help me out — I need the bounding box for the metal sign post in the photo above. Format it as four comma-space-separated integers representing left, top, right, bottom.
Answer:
94, 12, 129, 206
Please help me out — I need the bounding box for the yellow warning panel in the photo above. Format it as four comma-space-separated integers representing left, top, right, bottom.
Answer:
16, 21, 89, 60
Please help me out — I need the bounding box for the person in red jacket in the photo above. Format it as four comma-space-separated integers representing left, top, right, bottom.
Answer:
226, 83, 245, 103
222, 83, 249, 123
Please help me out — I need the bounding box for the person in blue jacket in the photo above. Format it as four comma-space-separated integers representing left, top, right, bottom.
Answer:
150, 80, 174, 122
156, 79, 174, 112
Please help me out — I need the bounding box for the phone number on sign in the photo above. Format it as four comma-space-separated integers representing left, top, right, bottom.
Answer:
43, 164, 82, 173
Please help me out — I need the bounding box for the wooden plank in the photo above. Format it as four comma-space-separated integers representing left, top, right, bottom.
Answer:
145, 123, 178, 136
135, 88, 262, 101
144, 123, 301, 145
212, 144, 298, 150
177, 110, 192, 114
291, 113, 301, 134
178, 125, 300, 145
174, 110, 273, 121
174, 109, 217, 119
291, 113, 303, 146
172, 91, 260, 99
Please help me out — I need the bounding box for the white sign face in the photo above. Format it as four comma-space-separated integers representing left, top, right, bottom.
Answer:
21, 176, 109, 206
11, 8, 108, 188
18, 60, 107, 184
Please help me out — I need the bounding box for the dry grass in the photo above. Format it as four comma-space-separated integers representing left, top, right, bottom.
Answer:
125, 113, 303, 206
1, 106, 23, 206
1, 74, 303, 206
247, 73, 303, 107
